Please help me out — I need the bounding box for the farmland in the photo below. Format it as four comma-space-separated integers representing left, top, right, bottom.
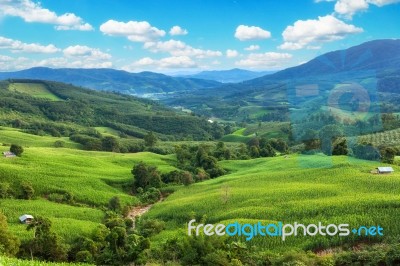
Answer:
145, 154, 400, 252
8, 83, 62, 101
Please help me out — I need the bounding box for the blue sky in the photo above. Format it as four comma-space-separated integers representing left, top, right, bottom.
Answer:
0, 0, 399, 73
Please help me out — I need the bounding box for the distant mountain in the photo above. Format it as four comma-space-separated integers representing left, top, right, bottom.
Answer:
260, 39, 400, 81
163, 39, 400, 121
0, 67, 221, 96
181, 68, 274, 83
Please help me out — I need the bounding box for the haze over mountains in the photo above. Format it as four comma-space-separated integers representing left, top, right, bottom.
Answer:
0, 67, 221, 96
0, 39, 399, 102
179, 68, 274, 83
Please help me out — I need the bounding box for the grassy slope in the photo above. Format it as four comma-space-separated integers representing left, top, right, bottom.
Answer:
0, 256, 93, 265
145, 154, 400, 251
0, 127, 177, 243
9, 83, 62, 101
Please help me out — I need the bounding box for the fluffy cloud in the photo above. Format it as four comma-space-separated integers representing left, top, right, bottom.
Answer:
317, 0, 400, 18
244, 45, 260, 51
144, 40, 222, 58
0, 36, 60, 53
278, 15, 363, 50
100, 20, 166, 42
226, 49, 239, 58
0, 0, 93, 31
234, 25, 271, 41
334, 0, 369, 18
63, 45, 112, 60
0, 54, 112, 70
169, 26, 188, 36
235, 52, 292, 69
122, 56, 196, 71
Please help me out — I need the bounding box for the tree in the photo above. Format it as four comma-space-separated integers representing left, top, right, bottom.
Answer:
131, 162, 161, 190
381, 147, 396, 164
108, 196, 122, 212
10, 144, 24, 157
101, 136, 119, 152
144, 132, 157, 147
21, 182, 34, 200
319, 125, 343, 155
332, 139, 348, 156
21, 216, 67, 261
302, 129, 320, 151
0, 212, 20, 256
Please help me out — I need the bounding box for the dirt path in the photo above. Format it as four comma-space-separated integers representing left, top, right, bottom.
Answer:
127, 197, 164, 228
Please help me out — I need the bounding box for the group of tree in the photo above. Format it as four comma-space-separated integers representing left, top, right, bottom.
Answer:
0, 181, 34, 200
246, 137, 288, 159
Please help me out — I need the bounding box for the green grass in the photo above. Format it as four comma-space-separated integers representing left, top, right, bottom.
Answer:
94, 127, 121, 137
0, 145, 175, 207
0, 199, 103, 243
0, 127, 81, 149
145, 154, 400, 252
0, 128, 178, 245
0, 256, 93, 265
8, 83, 62, 101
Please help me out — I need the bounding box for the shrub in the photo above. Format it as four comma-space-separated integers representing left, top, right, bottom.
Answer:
10, 144, 23, 157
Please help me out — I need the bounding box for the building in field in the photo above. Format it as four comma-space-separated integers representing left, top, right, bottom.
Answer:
2, 151, 16, 158
19, 214, 34, 224
376, 167, 394, 174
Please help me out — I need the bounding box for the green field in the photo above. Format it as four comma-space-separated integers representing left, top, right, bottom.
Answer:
8, 83, 62, 101
0, 126, 177, 245
145, 154, 399, 251
0, 256, 93, 266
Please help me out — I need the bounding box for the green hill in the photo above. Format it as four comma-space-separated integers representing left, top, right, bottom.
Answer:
0, 79, 223, 142
145, 154, 399, 251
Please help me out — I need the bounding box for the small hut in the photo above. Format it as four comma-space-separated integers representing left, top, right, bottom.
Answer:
376, 167, 394, 174
19, 214, 34, 224
2, 151, 16, 158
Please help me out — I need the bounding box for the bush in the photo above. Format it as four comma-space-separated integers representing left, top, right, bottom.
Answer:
10, 144, 23, 156
21, 182, 34, 200
54, 140, 65, 148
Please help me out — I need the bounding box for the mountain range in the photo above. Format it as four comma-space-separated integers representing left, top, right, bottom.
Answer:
179, 68, 274, 83
0, 67, 221, 97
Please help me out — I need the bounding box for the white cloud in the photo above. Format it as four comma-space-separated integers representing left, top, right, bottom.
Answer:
63, 45, 112, 60
143, 40, 222, 58
278, 15, 363, 50
226, 49, 239, 58
122, 56, 196, 71
169, 25, 188, 36
234, 25, 271, 41
244, 45, 260, 51
334, 0, 369, 18
100, 20, 166, 42
0, 0, 93, 31
0, 36, 60, 53
235, 52, 292, 69
317, 0, 400, 18
37, 57, 113, 68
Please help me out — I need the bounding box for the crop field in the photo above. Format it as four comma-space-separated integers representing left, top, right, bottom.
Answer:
145, 154, 400, 252
0, 199, 103, 242
0, 256, 93, 265
0, 145, 176, 207
221, 127, 254, 143
94, 126, 121, 137
0, 127, 82, 149
8, 83, 62, 101
354, 127, 400, 148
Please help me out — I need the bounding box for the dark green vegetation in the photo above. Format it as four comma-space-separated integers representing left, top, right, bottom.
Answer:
0, 79, 225, 143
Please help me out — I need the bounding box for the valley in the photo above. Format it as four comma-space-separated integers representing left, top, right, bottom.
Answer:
1, 39, 400, 265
